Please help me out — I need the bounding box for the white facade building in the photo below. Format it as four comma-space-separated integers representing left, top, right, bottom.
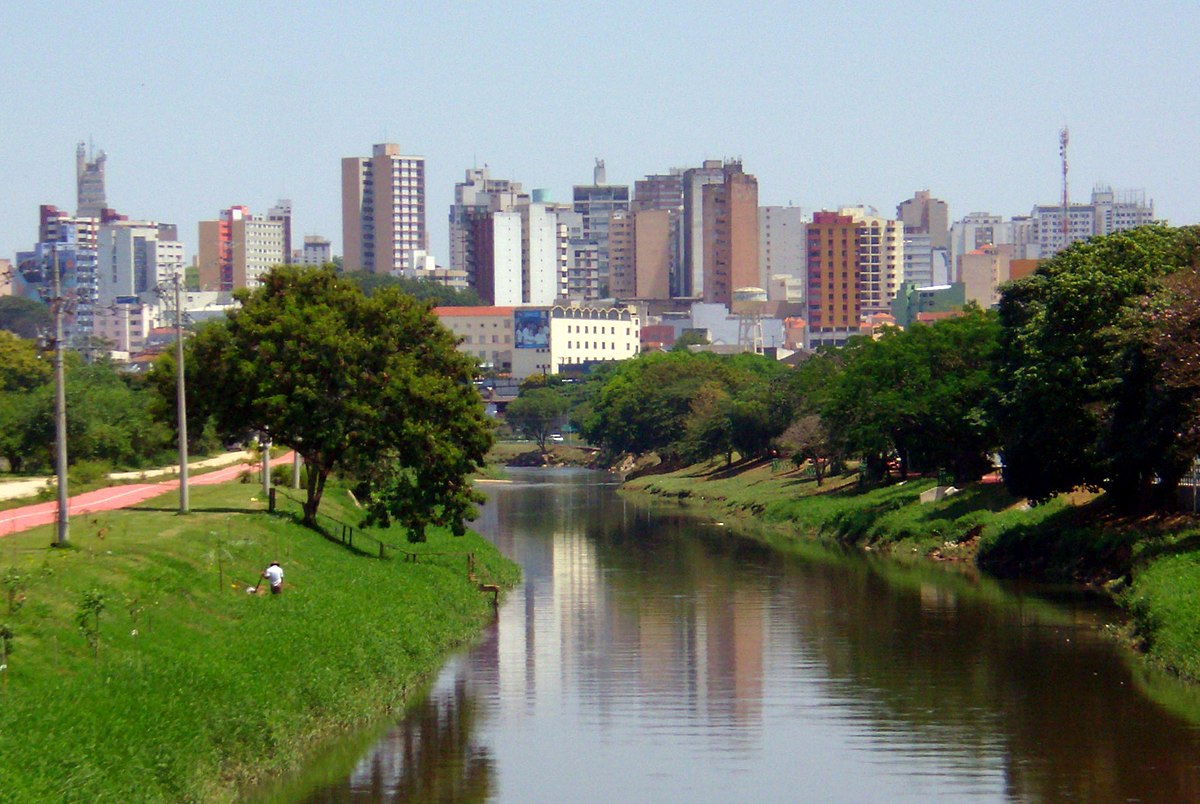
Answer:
491, 213, 524, 306
96, 222, 185, 307
758, 205, 806, 301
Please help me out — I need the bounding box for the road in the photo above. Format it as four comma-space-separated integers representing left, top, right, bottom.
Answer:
0, 453, 295, 538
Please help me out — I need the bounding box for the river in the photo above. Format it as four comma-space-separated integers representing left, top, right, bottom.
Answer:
297, 468, 1200, 802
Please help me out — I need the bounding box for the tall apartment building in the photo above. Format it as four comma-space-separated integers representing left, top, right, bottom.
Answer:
957, 243, 1014, 309
449, 167, 526, 273
896, 190, 949, 250
632, 209, 673, 300
341, 143, 426, 273
76, 142, 107, 218
898, 190, 949, 288
197, 206, 287, 291
701, 162, 759, 308
96, 221, 185, 306
1031, 185, 1155, 258
680, 160, 727, 298
523, 203, 569, 306
805, 208, 903, 348
607, 209, 636, 299
759, 205, 806, 301
16, 206, 101, 341
295, 235, 332, 266
268, 200, 292, 264
572, 159, 630, 296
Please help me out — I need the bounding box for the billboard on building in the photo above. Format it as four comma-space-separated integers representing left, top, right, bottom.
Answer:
513, 309, 549, 349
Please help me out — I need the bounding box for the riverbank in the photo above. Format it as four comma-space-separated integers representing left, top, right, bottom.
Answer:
0, 480, 519, 801
622, 458, 1200, 680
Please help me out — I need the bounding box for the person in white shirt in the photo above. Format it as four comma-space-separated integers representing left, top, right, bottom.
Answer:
262, 562, 284, 595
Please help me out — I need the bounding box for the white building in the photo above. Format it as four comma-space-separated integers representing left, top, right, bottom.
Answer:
758, 205, 806, 301
1032, 185, 1155, 258
296, 235, 331, 266
491, 213, 524, 306
523, 204, 569, 306
96, 221, 185, 307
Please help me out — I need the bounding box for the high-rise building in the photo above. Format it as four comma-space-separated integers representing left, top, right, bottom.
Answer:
896, 190, 949, 250
759, 206, 806, 301
197, 206, 286, 291
449, 167, 526, 273
1031, 185, 1155, 258
96, 221, 185, 307
702, 162, 759, 308
957, 243, 1014, 308
268, 200, 292, 264
16, 206, 100, 341
573, 159, 630, 296
633, 209, 673, 300
76, 142, 107, 218
805, 208, 903, 348
679, 160, 727, 298
296, 235, 332, 266
341, 143, 426, 273
523, 203, 569, 306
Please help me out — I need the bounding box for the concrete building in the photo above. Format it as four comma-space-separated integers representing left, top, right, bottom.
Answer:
804, 208, 904, 348
0, 259, 12, 296
759, 205, 806, 301
572, 159, 630, 296
896, 190, 949, 250
890, 281, 966, 329
702, 162, 759, 308
197, 206, 287, 291
92, 301, 156, 357
433, 306, 516, 374
957, 244, 1013, 308
16, 205, 102, 339
633, 209, 673, 301
295, 235, 332, 266
268, 200, 292, 264
449, 167, 526, 273
1031, 185, 1155, 258
607, 209, 636, 299
96, 221, 185, 307
523, 203, 569, 306
341, 143, 427, 273
680, 160, 727, 298
76, 142, 107, 218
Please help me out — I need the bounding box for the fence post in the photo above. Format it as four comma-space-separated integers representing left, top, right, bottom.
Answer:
269, 487, 276, 513
379, 541, 384, 558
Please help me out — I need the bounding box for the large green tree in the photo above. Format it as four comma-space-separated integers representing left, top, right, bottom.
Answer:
0, 297, 52, 341
505, 387, 569, 453
178, 266, 493, 537
996, 225, 1200, 509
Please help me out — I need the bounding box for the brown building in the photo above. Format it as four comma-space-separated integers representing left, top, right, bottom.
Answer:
341, 143, 426, 274
897, 190, 949, 250
806, 211, 861, 337
702, 163, 759, 307
608, 209, 635, 299
634, 209, 673, 300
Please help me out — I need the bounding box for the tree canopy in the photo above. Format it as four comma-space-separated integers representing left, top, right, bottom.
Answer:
995, 225, 1200, 509
174, 266, 493, 538
505, 387, 569, 452
0, 296, 52, 340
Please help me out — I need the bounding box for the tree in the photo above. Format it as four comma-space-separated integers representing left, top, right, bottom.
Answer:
1143, 264, 1200, 481
0, 331, 50, 392
995, 225, 1200, 509
505, 387, 569, 453
180, 266, 493, 538
0, 297, 51, 341
342, 271, 483, 307
777, 415, 835, 485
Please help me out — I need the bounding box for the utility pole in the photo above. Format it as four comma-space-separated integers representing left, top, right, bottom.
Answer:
51, 247, 70, 546
174, 272, 189, 513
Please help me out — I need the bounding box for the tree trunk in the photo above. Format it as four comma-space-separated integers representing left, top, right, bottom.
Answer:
302, 458, 329, 526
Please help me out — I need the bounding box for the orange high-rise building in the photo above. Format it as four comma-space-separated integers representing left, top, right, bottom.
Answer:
702, 163, 759, 307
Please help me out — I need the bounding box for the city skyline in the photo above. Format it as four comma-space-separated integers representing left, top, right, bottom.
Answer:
3, 2, 1197, 264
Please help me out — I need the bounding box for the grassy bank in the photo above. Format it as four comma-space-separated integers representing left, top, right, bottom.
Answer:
623, 458, 1200, 680
0, 479, 519, 802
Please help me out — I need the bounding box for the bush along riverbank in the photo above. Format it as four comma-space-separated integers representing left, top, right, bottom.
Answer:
622, 457, 1200, 681
0, 479, 519, 802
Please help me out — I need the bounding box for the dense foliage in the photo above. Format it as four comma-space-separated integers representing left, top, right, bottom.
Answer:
0, 334, 177, 474
171, 266, 493, 538
996, 225, 1200, 510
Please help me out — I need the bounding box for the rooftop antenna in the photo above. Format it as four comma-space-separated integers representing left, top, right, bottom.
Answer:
1059, 126, 1070, 245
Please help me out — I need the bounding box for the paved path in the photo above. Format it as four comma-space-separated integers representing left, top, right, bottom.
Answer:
0, 451, 256, 502
0, 453, 295, 538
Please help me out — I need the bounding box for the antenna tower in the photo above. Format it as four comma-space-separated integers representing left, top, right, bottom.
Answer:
1059, 127, 1070, 244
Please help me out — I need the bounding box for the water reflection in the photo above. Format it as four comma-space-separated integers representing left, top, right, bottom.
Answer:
311, 469, 1200, 803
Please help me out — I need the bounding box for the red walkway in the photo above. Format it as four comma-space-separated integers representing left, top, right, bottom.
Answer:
0, 454, 294, 538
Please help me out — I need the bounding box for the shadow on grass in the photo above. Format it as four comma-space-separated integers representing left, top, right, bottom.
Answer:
976, 498, 1136, 583
129, 505, 262, 515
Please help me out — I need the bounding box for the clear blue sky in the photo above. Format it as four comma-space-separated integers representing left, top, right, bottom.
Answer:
2, 1, 1197, 263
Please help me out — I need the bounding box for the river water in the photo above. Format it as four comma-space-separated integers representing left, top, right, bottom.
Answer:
302, 468, 1200, 802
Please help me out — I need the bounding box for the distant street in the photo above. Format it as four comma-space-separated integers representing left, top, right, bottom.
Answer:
0, 453, 295, 537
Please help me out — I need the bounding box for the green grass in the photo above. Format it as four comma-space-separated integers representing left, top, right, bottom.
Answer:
0, 479, 518, 802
